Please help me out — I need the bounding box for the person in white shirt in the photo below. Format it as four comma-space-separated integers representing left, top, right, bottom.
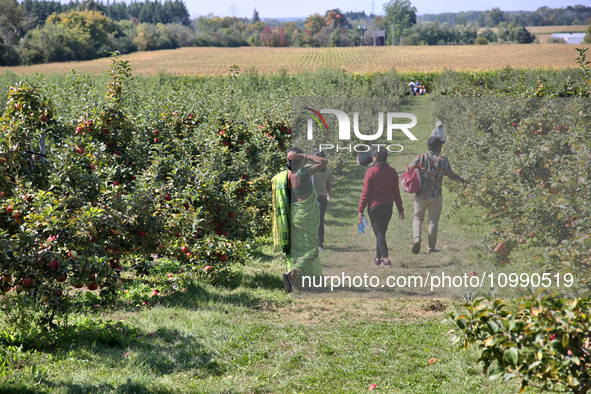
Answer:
431, 121, 446, 144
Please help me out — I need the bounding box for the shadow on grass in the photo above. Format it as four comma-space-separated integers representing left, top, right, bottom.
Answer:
133, 327, 223, 376
1, 327, 223, 394
23, 379, 180, 394
156, 279, 287, 312
238, 270, 285, 291
247, 248, 276, 262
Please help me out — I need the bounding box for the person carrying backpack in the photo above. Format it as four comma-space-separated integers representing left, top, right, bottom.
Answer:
406, 137, 465, 254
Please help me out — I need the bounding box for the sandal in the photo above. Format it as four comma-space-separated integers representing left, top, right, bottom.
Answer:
382, 259, 392, 268
374, 257, 382, 266
282, 269, 297, 293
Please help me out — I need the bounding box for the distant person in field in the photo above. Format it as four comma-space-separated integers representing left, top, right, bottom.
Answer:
408, 81, 416, 96
358, 147, 404, 268
312, 150, 334, 252
271, 148, 328, 292
406, 137, 465, 254
431, 121, 446, 144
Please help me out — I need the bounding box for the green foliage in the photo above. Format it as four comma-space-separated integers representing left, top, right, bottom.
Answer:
420, 6, 591, 27
439, 50, 591, 394
513, 27, 535, 44
383, 0, 418, 44
474, 36, 488, 45
400, 22, 478, 45
0, 55, 296, 338
479, 28, 497, 43
449, 297, 591, 393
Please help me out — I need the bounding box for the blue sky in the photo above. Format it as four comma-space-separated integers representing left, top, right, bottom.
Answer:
184, 0, 585, 19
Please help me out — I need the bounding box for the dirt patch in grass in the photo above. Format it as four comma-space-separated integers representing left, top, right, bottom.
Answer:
268, 297, 452, 326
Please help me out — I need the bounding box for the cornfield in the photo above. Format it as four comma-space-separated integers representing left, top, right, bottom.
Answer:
2, 43, 588, 76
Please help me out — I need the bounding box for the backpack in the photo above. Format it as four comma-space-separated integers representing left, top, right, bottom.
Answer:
356, 152, 372, 166
401, 154, 425, 193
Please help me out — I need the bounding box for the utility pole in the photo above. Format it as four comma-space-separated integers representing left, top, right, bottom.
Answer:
358, 25, 366, 46
372, 1, 376, 46
391, 24, 395, 45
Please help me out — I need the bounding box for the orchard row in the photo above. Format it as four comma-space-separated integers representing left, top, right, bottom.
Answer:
0, 57, 291, 325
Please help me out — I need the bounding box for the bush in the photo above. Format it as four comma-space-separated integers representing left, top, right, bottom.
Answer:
479, 28, 497, 43
514, 27, 534, 44
549, 37, 566, 44
474, 36, 488, 45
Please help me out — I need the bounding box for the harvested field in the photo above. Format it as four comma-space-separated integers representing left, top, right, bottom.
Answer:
2, 43, 588, 76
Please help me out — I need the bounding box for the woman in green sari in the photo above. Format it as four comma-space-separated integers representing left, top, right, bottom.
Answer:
272, 148, 328, 292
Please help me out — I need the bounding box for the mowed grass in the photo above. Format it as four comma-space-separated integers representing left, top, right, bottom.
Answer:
1, 43, 588, 76
0, 98, 541, 393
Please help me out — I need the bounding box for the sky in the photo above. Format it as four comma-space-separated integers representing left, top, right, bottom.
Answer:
184, 0, 585, 19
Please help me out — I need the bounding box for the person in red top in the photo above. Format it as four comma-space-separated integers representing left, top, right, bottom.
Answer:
358, 147, 405, 267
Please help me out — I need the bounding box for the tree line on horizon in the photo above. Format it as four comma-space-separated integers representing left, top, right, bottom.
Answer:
0, 0, 588, 67
419, 5, 591, 27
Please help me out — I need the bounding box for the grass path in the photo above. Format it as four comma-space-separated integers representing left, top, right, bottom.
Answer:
0, 98, 535, 393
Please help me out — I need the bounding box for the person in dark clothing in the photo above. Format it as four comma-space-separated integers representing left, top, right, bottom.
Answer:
358, 147, 405, 267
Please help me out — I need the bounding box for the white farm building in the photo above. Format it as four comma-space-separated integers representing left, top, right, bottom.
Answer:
551, 33, 586, 44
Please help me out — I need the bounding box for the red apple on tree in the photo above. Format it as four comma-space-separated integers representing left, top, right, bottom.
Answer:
87, 282, 99, 291
68, 250, 78, 259
22, 277, 35, 287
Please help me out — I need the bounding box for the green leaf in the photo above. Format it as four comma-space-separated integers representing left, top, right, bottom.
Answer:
550, 340, 567, 355
488, 365, 505, 380
504, 347, 519, 366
